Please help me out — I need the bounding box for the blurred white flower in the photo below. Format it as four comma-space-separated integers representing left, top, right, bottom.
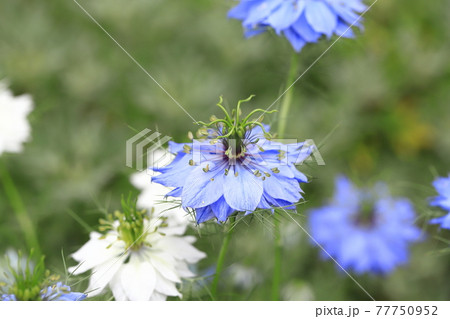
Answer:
0, 81, 34, 155
281, 281, 315, 301
226, 264, 262, 290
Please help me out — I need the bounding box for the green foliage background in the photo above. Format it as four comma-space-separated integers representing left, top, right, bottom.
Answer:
0, 0, 449, 300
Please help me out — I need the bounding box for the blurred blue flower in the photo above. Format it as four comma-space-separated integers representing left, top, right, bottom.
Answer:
228, 0, 366, 52
309, 176, 422, 274
40, 282, 86, 301
0, 282, 86, 301
153, 97, 313, 223
0, 294, 16, 301
429, 175, 450, 229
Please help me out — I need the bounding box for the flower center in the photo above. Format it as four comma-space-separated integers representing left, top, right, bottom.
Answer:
223, 136, 247, 160
195, 96, 277, 166
0, 252, 57, 301
196, 95, 276, 145
99, 195, 168, 251
354, 199, 377, 227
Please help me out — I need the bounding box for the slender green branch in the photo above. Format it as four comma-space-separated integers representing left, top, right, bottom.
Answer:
211, 215, 236, 300
271, 212, 282, 301
0, 158, 41, 254
272, 53, 299, 301
278, 54, 299, 139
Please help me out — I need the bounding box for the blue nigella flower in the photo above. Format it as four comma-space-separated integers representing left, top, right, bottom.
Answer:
0, 282, 86, 301
40, 282, 87, 301
0, 250, 86, 301
309, 176, 422, 274
228, 0, 367, 52
429, 174, 450, 229
152, 96, 313, 223
0, 294, 17, 301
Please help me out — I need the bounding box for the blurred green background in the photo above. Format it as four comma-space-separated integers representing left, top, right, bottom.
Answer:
1, 0, 449, 300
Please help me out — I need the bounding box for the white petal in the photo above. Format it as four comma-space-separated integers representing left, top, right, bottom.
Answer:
157, 236, 206, 264
148, 251, 181, 283
69, 232, 124, 275
175, 262, 196, 278
149, 291, 167, 301
85, 254, 127, 297
0, 81, 34, 155
110, 268, 129, 301
154, 273, 182, 297
119, 254, 156, 301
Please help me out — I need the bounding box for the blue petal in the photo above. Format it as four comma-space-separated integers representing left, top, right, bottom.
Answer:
263, 174, 301, 204
266, 1, 305, 33
369, 236, 399, 274
211, 196, 236, 222
152, 153, 194, 188
195, 206, 216, 223
342, 0, 367, 13
292, 13, 321, 42
244, 27, 267, 38
228, 0, 264, 19
334, 21, 355, 38
332, 176, 359, 210
168, 141, 188, 154
223, 164, 263, 211
289, 164, 308, 183
283, 28, 306, 52
165, 187, 183, 197
327, 2, 362, 26
430, 213, 450, 229
181, 161, 225, 209
262, 193, 296, 210
304, 1, 337, 38
54, 292, 87, 301
243, 0, 282, 27
430, 196, 450, 211
257, 194, 273, 209
432, 176, 450, 197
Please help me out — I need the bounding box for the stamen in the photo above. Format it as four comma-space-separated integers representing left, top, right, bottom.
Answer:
183, 145, 191, 153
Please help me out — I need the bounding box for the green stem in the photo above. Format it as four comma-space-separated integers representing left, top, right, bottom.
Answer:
211, 215, 236, 300
271, 212, 282, 301
0, 158, 41, 254
272, 53, 299, 301
278, 54, 299, 139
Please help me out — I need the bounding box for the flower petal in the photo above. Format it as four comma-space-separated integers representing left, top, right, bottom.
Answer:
283, 28, 307, 52
266, 1, 305, 33
181, 161, 225, 209
223, 164, 263, 211
305, 1, 337, 37
69, 232, 124, 275
119, 255, 156, 301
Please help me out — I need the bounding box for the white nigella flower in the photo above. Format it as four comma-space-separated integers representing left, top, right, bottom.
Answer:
0, 81, 34, 155
226, 264, 262, 291
69, 155, 206, 301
